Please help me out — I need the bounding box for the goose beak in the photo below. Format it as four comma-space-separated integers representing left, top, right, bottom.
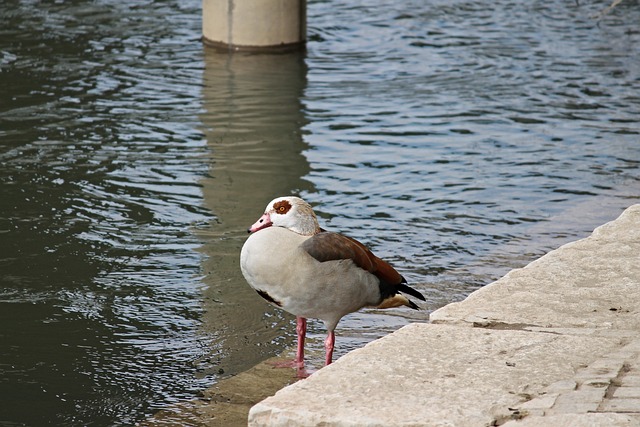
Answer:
248, 212, 272, 233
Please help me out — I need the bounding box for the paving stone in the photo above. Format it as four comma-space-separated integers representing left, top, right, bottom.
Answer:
599, 398, 640, 412
622, 376, 640, 387
518, 394, 558, 410
621, 340, 640, 353
544, 380, 577, 393
502, 413, 640, 427
582, 378, 612, 389
547, 395, 601, 414
613, 387, 640, 399
588, 358, 626, 373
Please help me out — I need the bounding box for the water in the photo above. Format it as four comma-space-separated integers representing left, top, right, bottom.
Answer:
1, 1, 213, 425
1, 0, 640, 425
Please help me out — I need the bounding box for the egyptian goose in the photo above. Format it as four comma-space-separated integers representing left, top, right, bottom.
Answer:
240, 196, 425, 372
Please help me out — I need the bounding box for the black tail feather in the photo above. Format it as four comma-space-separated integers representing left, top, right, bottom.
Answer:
378, 276, 426, 310
397, 282, 426, 302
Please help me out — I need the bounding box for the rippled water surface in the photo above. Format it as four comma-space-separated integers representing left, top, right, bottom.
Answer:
1, 1, 212, 425
2, 0, 640, 425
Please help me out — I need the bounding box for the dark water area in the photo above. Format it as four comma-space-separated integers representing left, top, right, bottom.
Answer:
0, 1, 212, 425
1, 0, 640, 425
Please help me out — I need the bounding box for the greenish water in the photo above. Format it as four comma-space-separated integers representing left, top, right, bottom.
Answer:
1, 0, 639, 425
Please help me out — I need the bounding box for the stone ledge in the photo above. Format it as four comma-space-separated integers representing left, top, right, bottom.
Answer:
249, 324, 622, 426
429, 205, 640, 332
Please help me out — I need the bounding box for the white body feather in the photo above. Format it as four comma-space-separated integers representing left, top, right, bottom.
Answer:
240, 226, 381, 331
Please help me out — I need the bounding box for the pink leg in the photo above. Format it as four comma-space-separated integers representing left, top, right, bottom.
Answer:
269, 317, 308, 376
295, 317, 307, 368
324, 331, 335, 366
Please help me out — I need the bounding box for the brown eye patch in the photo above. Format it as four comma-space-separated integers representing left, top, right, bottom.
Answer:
273, 200, 292, 215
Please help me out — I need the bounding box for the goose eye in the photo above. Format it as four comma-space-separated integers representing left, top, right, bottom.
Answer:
273, 200, 292, 215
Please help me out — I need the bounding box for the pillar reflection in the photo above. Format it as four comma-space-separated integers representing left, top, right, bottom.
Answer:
198, 50, 312, 376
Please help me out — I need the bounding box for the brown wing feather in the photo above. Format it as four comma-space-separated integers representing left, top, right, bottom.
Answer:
339, 234, 405, 285
301, 232, 403, 285
302, 231, 426, 309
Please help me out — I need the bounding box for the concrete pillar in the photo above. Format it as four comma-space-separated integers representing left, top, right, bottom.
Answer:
203, 0, 306, 52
